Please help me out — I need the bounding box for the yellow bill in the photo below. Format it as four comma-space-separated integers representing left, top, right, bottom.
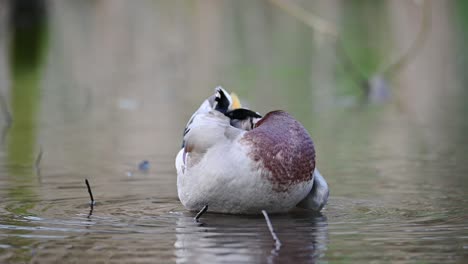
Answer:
230, 92, 242, 109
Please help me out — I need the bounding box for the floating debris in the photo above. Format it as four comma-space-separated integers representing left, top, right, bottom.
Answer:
138, 160, 150, 172
118, 98, 139, 110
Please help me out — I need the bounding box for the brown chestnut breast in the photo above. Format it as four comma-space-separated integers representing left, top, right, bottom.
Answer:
241, 110, 315, 192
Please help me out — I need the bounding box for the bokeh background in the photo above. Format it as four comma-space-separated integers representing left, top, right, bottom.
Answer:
0, 0, 467, 263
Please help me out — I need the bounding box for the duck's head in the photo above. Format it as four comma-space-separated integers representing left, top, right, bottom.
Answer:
189, 86, 262, 129
208, 86, 242, 114
182, 86, 250, 147
211, 87, 263, 130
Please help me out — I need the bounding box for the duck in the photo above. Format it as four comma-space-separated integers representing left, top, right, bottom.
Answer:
175, 87, 329, 214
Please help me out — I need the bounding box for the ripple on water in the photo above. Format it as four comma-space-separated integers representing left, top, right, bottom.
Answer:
1, 153, 467, 263
0, 190, 467, 263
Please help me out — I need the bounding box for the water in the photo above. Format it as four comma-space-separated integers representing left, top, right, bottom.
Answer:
1, 1, 468, 263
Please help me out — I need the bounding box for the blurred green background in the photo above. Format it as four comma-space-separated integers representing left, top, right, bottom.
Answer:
1, 0, 467, 159
1, 0, 466, 194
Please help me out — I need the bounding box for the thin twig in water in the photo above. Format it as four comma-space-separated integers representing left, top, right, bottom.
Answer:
0, 124, 10, 146
85, 179, 95, 218
0, 93, 12, 145
87, 205, 94, 218
194, 205, 208, 222
85, 179, 95, 206
0, 93, 12, 125
262, 210, 282, 252
35, 145, 43, 177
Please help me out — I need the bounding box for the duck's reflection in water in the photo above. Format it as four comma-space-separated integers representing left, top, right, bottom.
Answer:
174, 209, 328, 263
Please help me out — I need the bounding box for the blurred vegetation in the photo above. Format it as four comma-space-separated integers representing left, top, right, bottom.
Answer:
8, 0, 46, 166
455, 0, 468, 103
338, 0, 389, 97
0, 0, 465, 185
0, 0, 465, 194
6, 0, 47, 217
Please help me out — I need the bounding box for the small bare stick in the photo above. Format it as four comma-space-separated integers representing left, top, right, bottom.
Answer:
35, 146, 43, 168
0, 94, 12, 146
35, 145, 43, 176
85, 179, 95, 206
262, 210, 282, 251
194, 205, 208, 222
0, 94, 12, 126
87, 205, 94, 218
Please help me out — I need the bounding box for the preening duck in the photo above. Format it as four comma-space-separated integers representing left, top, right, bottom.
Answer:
175, 87, 329, 214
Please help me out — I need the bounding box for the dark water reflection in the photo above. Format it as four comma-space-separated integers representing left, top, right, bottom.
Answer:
1, 0, 468, 263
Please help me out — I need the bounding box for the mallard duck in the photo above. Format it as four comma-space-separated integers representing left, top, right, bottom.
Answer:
175, 87, 329, 214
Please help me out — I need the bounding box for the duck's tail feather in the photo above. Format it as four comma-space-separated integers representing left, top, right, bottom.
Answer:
297, 168, 329, 211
